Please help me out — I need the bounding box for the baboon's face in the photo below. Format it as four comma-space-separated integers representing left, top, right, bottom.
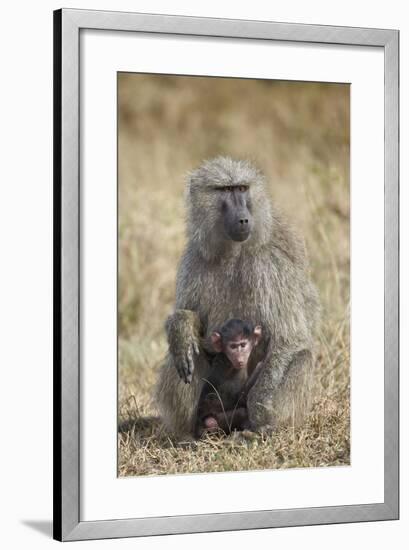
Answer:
188, 158, 270, 254
224, 335, 253, 369
216, 184, 253, 242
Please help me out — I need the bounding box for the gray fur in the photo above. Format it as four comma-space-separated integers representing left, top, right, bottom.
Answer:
155, 156, 320, 437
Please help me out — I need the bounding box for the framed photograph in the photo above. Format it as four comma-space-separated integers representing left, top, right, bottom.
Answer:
54, 8, 399, 542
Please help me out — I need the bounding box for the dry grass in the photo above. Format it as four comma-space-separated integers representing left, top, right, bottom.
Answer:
118, 74, 350, 476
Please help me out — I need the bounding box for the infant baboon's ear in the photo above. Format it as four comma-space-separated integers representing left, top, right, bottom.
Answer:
253, 326, 262, 346
210, 332, 223, 353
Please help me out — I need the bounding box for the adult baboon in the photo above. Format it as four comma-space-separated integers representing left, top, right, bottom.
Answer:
155, 157, 320, 438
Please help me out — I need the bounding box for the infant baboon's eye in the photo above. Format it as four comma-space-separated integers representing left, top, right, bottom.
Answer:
238, 186, 248, 192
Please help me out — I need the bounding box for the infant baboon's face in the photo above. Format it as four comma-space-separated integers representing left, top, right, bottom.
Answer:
224, 334, 253, 370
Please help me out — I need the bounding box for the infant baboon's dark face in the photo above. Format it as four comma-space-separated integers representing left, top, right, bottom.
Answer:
218, 185, 254, 242
224, 333, 253, 369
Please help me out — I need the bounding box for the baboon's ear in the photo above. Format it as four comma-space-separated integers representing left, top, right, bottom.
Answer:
253, 326, 262, 346
210, 332, 223, 353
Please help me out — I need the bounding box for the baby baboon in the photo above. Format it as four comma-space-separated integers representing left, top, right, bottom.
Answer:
195, 319, 263, 438
156, 156, 320, 438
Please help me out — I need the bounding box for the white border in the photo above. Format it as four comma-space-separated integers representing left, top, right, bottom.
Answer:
80, 30, 384, 521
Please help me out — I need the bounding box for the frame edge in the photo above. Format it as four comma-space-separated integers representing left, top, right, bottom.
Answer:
383, 28, 400, 520
53, 7, 63, 542
54, 7, 82, 542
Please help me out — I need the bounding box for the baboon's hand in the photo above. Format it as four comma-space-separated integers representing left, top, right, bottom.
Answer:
165, 309, 201, 384
173, 338, 200, 384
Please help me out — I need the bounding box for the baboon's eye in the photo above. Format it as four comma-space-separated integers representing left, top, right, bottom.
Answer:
216, 185, 248, 192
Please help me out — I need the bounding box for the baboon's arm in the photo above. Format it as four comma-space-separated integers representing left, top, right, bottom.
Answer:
165, 309, 202, 384
247, 348, 313, 431
194, 380, 223, 438
216, 407, 248, 433
243, 361, 264, 396
196, 389, 223, 422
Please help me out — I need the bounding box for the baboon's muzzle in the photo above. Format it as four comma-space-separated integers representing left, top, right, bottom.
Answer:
222, 190, 253, 242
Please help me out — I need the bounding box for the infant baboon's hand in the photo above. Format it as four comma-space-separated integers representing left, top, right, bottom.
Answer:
165, 309, 201, 384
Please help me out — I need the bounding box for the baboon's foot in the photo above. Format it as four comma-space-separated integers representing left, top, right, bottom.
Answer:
229, 429, 258, 443
256, 424, 275, 436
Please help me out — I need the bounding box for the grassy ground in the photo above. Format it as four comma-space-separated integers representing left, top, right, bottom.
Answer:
118, 74, 350, 476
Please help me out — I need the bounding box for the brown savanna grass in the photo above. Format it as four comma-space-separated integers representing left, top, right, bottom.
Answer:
118, 74, 350, 476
